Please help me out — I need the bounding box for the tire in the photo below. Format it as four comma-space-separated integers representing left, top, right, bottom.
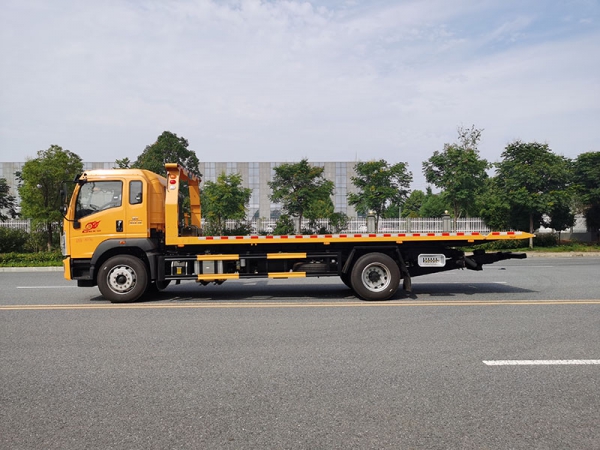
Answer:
145, 280, 171, 296
340, 271, 352, 288
97, 255, 148, 303
350, 252, 400, 301
296, 262, 329, 273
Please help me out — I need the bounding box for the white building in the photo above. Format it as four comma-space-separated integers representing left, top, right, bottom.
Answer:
0, 161, 360, 220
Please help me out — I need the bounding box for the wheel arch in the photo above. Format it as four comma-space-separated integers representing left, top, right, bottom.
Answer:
90, 239, 160, 283
341, 245, 403, 275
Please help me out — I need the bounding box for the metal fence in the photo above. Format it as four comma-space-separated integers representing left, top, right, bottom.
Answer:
0, 219, 31, 232
0, 217, 493, 235
220, 217, 492, 234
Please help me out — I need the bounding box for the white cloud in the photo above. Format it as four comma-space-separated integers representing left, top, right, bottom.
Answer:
0, 0, 598, 189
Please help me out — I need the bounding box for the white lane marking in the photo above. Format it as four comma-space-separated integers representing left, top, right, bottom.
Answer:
484, 360, 600, 366
17, 286, 78, 289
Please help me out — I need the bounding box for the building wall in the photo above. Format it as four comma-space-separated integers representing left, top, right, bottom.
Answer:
0, 162, 25, 205
199, 161, 358, 219
1, 161, 359, 219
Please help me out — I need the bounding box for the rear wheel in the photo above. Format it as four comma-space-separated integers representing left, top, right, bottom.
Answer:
145, 280, 171, 296
350, 252, 400, 301
97, 255, 148, 303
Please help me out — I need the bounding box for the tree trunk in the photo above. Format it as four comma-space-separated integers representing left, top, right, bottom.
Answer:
529, 213, 534, 249
46, 222, 53, 252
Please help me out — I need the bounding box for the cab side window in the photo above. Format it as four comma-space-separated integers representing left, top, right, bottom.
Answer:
75, 181, 123, 219
130, 181, 143, 205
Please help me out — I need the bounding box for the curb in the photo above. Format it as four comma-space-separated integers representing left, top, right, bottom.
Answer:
525, 252, 600, 258
0, 267, 64, 273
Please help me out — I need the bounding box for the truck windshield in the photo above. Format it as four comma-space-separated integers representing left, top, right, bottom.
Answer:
75, 181, 123, 219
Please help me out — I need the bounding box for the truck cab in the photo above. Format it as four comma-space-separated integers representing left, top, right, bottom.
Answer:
62, 169, 167, 285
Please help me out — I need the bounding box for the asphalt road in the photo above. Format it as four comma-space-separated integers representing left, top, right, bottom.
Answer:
1, 258, 600, 449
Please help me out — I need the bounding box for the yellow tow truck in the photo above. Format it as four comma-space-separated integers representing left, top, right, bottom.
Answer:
61, 164, 532, 303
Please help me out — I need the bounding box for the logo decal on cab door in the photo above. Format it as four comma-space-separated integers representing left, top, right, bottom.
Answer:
82, 221, 101, 233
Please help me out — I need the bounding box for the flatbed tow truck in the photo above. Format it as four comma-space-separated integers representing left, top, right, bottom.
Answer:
61, 164, 532, 303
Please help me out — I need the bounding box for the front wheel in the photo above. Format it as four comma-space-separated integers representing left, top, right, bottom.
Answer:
350, 252, 400, 301
97, 255, 148, 303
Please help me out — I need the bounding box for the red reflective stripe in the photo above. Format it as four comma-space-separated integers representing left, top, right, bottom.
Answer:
492, 232, 500, 235
442, 232, 450, 236
384, 233, 391, 237
266, 235, 273, 239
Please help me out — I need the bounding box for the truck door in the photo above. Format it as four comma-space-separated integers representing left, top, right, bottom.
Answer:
71, 179, 125, 258
124, 179, 147, 238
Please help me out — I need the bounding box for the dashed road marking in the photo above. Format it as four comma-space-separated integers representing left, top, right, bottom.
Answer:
484, 360, 600, 366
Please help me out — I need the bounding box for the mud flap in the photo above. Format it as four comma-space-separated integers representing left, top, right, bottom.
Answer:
402, 275, 412, 293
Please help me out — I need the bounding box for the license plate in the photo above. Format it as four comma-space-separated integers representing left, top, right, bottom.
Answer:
418, 254, 446, 267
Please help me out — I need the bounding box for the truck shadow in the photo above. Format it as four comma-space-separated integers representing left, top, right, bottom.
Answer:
90, 279, 535, 303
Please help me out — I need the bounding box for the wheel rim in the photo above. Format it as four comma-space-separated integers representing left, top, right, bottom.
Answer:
360, 262, 391, 292
107, 264, 137, 294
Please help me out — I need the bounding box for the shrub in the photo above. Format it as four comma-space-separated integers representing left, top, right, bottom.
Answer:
274, 215, 295, 235
224, 221, 253, 236
0, 227, 29, 253
0, 251, 63, 267
532, 233, 559, 247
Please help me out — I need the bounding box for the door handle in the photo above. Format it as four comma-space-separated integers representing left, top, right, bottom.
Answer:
116, 220, 123, 232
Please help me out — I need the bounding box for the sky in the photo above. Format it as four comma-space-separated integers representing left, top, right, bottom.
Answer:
1, 0, 599, 190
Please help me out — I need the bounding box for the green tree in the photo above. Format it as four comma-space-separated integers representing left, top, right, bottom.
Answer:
493, 141, 572, 248
0, 178, 17, 221
422, 125, 490, 219
573, 151, 600, 236
273, 214, 295, 235
302, 196, 349, 234
201, 172, 252, 235
348, 159, 412, 226
304, 196, 334, 233
114, 157, 131, 169
18, 145, 83, 250
548, 197, 575, 241
133, 131, 201, 177
419, 187, 448, 218
268, 159, 334, 230
398, 189, 425, 218
478, 178, 511, 230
